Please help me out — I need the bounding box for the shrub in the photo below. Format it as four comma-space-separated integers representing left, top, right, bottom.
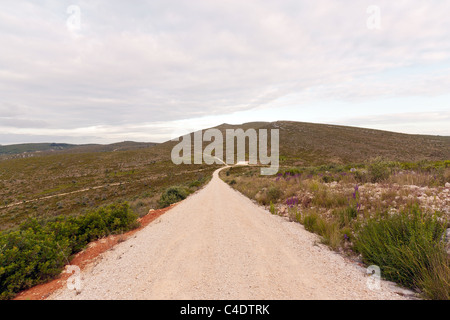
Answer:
354, 206, 448, 297
158, 186, 189, 208
306, 180, 320, 193
335, 206, 358, 227
0, 228, 70, 300
77, 202, 139, 240
321, 175, 334, 183
269, 201, 276, 215
341, 226, 353, 243
444, 168, 450, 185
320, 221, 342, 250
266, 186, 282, 203
368, 159, 391, 183
353, 170, 368, 183
0, 202, 138, 300
189, 175, 209, 189
302, 211, 319, 233
287, 206, 301, 222
302, 211, 342, 250
416, 249, 450, 300
311, 188, 347, 209
189, 180, 201, 188
282, 168, 301, 176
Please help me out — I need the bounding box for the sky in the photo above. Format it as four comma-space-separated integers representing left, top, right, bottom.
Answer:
1, 0, 449, 145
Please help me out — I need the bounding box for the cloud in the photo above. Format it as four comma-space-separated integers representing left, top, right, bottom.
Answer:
338, 111, 450, 126
1, 0, 450, 143
331, 110, 450, 136
0, 118, 49, 128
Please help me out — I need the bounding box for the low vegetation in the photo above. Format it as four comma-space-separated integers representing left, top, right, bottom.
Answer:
0, 146, 218, 231
158, 186, 190, 208
220, 159, 450, 299
354, 206, 449, 299
0, 143, 217, 300
1, 121, 449, 299
0, 202, 139, 300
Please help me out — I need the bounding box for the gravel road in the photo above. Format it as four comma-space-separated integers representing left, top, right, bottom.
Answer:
48, 167, 406, 300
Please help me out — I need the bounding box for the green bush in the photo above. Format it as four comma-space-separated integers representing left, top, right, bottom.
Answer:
0, 202, 138, 300
77, 202, 139, 241
335, 206, 358, 227
302, 212, 319, 233
416, 249, 450, 300
320, 221, 342, 250
158, 186, 189, 208
188, 180, 201, 188
0, 228, 70, 300
353, 170, 368, 183
266, 186, 282, 203
189, 175, 209, 189
368, 158, 391, 183
354, 206, 448, 297
269, 201, 276, 215
321, 175, 335, 183
302, 211, 342, 250
282, 168, 301, 176
311, 188, 347, 209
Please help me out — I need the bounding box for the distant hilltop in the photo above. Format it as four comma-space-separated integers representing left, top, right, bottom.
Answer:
1, 120, 449, 164
163, 121, 450, 165
0, 141, 159, 157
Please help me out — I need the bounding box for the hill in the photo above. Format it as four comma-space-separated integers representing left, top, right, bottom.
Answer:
0, 143, 77, 155
0, 140, 217, 231
0, 141, 159, 160
272, 121, 449, 165
164, 120, 450, 166
1, 120, 448, 301
0, 120, 448, 231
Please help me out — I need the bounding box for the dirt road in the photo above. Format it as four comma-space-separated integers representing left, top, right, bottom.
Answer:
48, 167, 405, 300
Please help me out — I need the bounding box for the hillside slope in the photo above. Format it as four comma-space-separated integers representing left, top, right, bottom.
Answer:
1, 120, 448, 230
272, 121, 449, 165
164, 120, 450, 166
0, 141, 159, 158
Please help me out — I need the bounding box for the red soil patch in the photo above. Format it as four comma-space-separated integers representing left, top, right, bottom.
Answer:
13, 204, 177, 300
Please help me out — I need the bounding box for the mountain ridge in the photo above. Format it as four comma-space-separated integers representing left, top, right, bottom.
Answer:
2, 120, 449, 164
0, 141, 159, 156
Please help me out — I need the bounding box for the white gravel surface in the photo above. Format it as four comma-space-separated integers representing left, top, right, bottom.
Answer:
49, 168, 408, 300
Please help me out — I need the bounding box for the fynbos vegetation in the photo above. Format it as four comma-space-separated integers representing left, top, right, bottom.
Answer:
221, 159, 450, 299
0, 202, 138, 300
0, 142, 217, 299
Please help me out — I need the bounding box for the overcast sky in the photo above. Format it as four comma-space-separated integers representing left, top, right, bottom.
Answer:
1, 0, 449, 145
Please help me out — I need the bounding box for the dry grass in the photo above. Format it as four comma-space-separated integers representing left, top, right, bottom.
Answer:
222, 161, 450, 299
0, 145, 219, 231
221, 160, 450, 248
